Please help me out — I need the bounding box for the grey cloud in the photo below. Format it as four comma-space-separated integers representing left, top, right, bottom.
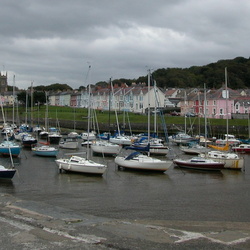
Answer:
0, 0, 249, 89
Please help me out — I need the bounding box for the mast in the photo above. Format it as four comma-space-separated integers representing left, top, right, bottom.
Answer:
45, 91, 48, 131
153, 80, 157, 136
110, 80, 121, 136
12, 75, 15, 127
184, 90, 187, 134
225, 67, 229, 140
30, 81, 34, 128
25, 91, 28, 125
86, 64, 91, 159
108, 78, 111, 136
147, 69, 151, 156
204, 83, 207, 149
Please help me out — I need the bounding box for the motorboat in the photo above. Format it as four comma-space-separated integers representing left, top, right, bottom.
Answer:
91, 140, 122, 156
67, 131, 80, 139
232, 144, 250, 154
199, 151, 244, 170
81, 131, 96, 141
48, 127, 62, 144
22, 134, 37, 148
39, 130, 49, 139
32, 145, 59, 157
173, 157, 225, 171
59, 137, 79, 149
215, 134, 241, 146
55, 155, 107, 175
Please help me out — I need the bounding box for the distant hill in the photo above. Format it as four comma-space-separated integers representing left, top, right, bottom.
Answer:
109, 56, 250, 90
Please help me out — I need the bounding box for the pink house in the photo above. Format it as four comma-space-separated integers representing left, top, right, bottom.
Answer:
180, 86, 249, 119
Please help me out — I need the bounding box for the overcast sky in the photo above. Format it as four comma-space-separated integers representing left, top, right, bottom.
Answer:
1, 0, 249, 90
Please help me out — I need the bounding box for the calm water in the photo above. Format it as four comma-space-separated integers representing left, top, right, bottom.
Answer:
1, 140, 250, 223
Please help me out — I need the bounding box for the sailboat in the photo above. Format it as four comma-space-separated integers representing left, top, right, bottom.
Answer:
39, 92, 49, 139
67, 108, 80, 139
55, 65, 107, 175
131, 81, 169, 156
0, 96, 16, 179
114, 70, 172, 172
199, 68, 244, 170
174, 84, 225, 171
91, 79, 122, 156
109, 82, 132, 146
0, 140, 21, 157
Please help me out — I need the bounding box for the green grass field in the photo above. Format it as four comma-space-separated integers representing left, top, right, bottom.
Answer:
9, 105, 249, 127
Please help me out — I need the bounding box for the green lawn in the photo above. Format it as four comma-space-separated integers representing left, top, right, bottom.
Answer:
9, 105, 249, 127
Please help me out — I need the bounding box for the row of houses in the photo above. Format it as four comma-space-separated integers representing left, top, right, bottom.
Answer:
1, 83, 250, 119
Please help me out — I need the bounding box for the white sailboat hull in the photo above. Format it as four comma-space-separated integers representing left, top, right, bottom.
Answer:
109, 136, 132, 145
55, 156, 107, 175
91, 141, 122, 155
115, 154, 172, 172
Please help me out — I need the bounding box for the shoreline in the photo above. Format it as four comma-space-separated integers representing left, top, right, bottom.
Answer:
1, 192, 250, 249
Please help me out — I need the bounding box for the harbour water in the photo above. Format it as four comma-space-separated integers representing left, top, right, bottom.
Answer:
1, 140, 250, 224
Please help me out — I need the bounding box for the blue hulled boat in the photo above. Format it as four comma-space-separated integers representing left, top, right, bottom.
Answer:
0, 141, 21, 157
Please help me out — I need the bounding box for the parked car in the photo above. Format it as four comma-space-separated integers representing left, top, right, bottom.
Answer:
185, 112, 196, 117
170, 111, 180, 116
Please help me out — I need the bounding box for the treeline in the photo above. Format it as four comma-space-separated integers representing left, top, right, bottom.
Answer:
98, 56, 250, 89
10, 56, 250, 93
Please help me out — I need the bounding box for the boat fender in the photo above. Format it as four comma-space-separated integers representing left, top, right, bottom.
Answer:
68, 165, 71, 170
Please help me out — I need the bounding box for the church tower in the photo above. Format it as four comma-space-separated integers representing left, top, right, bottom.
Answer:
0, 72, 8, 93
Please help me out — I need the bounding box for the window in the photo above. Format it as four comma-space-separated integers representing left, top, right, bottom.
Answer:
220, 109, 223, 115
